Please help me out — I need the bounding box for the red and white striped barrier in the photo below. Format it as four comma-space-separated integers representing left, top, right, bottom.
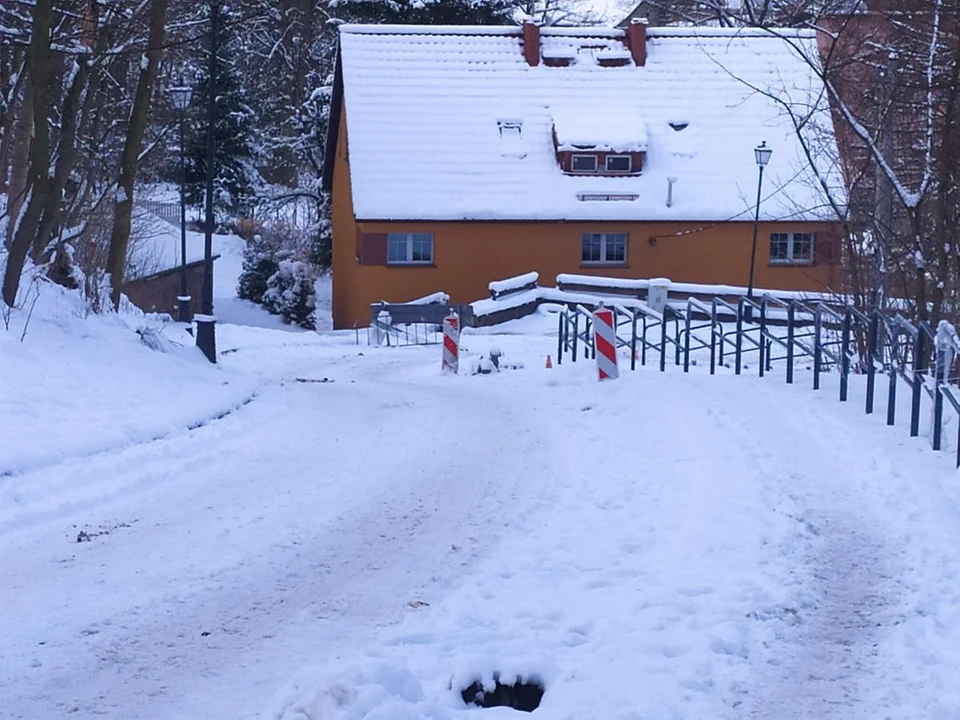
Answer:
442, 312, 460, 374
593, 306, 619, 381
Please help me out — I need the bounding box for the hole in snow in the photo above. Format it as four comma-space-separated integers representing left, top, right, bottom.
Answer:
668, 121, 689, 131
461, 675, 544, 712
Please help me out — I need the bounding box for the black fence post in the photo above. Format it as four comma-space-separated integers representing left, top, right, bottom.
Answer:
887, 343, 898, 426
631, 310, 638, 371
840, 308, 851, 402
674, 314, 682, 367
910, 331, 924, 438
787, 303, 795, 384
642, 316, 648, 366
683, 308, 691, 373
758, 301, 767, 378
813, 309, 822, 391
866, 312, 878, 414
660, 312, 668, 373
572, 312, 579, 363
933, 342, 944, 451
735, 304, 743, 376
710, 305, 717, 376
590, 317, 596, 360
557, 311, 564, 365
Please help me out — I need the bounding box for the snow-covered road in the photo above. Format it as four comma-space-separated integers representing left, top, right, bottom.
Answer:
1, 342, 556, 719
5, 317, 960, 719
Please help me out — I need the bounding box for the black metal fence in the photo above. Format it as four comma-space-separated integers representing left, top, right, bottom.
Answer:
558, 294, 960, 466
366, 301, 474, 347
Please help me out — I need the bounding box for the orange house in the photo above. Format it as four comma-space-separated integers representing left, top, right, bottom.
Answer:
323, 22, 845, 329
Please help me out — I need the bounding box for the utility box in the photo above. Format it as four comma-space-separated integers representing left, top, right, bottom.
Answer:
646, 278, 671, 313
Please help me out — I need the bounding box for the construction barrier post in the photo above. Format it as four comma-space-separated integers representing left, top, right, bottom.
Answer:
593, 306, 619, 381
442, 312, 460, 374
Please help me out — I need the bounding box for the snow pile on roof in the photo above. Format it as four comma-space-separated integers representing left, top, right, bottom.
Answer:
336, 25, 844, 222
551, 107, 648, 152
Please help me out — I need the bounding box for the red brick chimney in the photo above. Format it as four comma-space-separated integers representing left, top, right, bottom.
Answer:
626, 18, 648, 67
523, 21, 540, 67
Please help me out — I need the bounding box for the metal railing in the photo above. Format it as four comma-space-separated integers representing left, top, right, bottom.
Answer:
557, 296, 960, 467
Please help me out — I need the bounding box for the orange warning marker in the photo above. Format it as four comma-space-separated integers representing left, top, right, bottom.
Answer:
545, 355, 553, 369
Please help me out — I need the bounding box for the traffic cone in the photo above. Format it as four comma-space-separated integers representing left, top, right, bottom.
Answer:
545, 355, 553, 369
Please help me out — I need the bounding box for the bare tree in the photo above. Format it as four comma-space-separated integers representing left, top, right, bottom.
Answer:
106, 0, 168, 306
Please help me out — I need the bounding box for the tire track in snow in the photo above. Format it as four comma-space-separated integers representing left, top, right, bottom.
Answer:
706, 379, 902, 718
1, 370, 558, 720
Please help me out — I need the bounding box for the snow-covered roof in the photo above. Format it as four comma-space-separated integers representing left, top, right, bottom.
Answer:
551, 107, 648, 153
337, 24, 843, 222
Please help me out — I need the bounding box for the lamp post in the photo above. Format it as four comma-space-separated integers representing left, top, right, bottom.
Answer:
170, 79, 192, 324
746, 141, 773, 319
196, 0, 218, 363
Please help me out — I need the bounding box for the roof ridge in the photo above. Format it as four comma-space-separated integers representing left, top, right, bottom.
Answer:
337, 24, 816, 39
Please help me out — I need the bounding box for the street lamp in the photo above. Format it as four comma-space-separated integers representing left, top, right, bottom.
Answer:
170, 78, 192, 325
196, 0, 219, 363
746, 141, 773, 318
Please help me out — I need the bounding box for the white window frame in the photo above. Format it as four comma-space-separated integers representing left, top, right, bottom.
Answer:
571, 154, 598, 173
605, 155, 632, 173
387, 233, 434, 266
582, 232, 628, 265
769, 232, 814, 265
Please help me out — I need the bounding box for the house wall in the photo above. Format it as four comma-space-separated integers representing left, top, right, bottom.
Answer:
331, 113, 841, 329
122, 262, 207, 319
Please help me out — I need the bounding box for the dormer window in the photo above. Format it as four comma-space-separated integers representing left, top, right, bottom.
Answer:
550, 108, 646, 176
572, 154, 598, 172
605, 155, 631, 172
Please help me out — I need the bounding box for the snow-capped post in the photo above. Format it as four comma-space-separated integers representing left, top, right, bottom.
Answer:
442, 311, 460, 374
593, 303, 619, 381
932, 321, 959, 451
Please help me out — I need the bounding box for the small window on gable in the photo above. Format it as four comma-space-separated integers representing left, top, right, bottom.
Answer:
605, 155, 631, 172
668, 121, 689, 132
572, 154, 598, 172
498, 120, 522, 138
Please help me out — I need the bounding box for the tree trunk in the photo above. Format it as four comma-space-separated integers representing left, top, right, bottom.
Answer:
2, 0, 53, 307
4, 81, 33, 250
0, 51, 25, 194
33, 54, 92, 263
105, 0, 167, 307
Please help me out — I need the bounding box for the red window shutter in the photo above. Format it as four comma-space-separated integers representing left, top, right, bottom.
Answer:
359, 233, 388, 266
815, 230, 842, 265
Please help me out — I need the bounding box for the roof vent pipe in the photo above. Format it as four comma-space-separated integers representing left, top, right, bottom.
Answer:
626, 17, 648, 67
666, 176, 678, 208
523, 21, 541, 67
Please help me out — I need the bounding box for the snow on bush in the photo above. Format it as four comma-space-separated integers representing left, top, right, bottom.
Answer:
263, 259, 317, 330
237, 234, 279, 305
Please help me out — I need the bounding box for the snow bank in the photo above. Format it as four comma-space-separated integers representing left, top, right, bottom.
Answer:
0, 266, 258, 483
275, 662, 449, 720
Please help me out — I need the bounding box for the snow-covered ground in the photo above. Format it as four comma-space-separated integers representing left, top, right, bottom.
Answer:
4, 262, 960, 719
